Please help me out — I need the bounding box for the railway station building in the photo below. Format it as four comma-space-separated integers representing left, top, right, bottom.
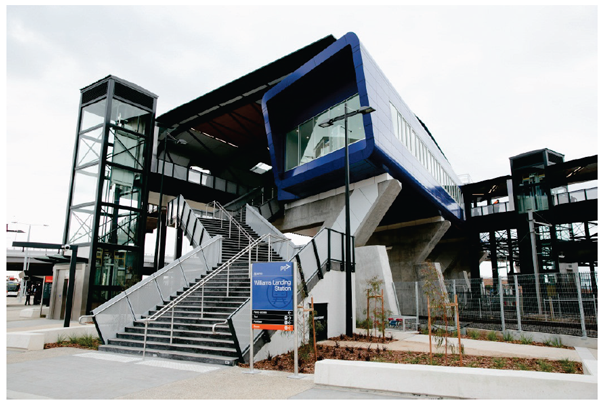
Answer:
15, 32, 597, 364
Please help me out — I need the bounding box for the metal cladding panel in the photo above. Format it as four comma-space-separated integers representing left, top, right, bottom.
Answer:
262, 32, 377, 199
263, 32, 463, 221
359, 44, 463, 221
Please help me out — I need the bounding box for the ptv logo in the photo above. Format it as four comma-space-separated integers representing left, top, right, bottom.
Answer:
280, 264, 291, 272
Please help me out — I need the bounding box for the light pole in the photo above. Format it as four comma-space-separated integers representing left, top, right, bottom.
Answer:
11, 222, 48, 303
318, 104, 375, 336
153, 131, 187, 272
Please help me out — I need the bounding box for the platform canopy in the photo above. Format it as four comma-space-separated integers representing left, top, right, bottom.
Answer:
154, 35, 337, 189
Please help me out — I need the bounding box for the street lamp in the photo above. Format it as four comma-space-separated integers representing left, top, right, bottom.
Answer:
318, 103, 375, 336
153, 131, 188, 272
11, 222, 48, 303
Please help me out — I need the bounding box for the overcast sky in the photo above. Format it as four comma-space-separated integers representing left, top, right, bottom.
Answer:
4, 4, 598, 247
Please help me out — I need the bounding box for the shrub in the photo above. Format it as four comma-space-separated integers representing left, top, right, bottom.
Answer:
502, 332, 514, 342
487, 331, 498, 341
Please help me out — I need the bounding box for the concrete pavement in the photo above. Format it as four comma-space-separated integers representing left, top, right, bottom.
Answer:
5, 298, 597, 399
4, 299, 434, 400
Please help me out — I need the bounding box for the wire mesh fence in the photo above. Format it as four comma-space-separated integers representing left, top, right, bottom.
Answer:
394, 272, 598, 338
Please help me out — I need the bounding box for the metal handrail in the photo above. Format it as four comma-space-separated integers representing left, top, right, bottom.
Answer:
92, 237, 222, 322
207, 200, 255, 247
140, 233, 286, 358
226, 227, 354, 363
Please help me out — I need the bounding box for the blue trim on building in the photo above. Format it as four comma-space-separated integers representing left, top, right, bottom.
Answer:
263, 32, 464, 222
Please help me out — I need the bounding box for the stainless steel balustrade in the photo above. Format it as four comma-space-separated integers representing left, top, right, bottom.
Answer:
245, 205, 298, 261
141, 233, 286, 358
227, 227, 354, 362
553, 187, 598, 206
152, 158, 248, 196
206, 200, 255, 247
167, 196, 215, 247
90, 236, 223, 343
471, 201, 511, 217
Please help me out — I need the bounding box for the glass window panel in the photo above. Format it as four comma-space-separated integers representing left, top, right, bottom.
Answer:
173, 164, 187, 180
68, 207, 95, 244
94, 248, 141, 289
97, 205, 140, 246
110, 99, 150, 135
188, 169, 201, 184
311, 111, 331, 159
80, 99, 107, 132
285, 128, 299, 170
72, 165, 100, 206
284, 94, 367, 171
102, 165, 142, 208
390, 104, 399, 138
298, 119, 314, 164
107, 128, 145, 171
76, 128, 103, 167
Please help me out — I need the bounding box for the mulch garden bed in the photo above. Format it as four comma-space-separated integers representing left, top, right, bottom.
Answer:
238, 333, 583, 375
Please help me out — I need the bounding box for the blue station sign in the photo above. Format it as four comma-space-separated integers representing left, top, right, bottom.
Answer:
251, 262, 294, 331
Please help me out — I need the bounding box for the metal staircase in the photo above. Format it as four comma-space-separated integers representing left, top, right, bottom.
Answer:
98, 213, 284, 365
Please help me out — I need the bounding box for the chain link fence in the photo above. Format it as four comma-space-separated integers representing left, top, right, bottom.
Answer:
394, 272, 597, 338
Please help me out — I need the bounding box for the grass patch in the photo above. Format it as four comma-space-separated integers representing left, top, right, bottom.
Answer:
467, 329, 480, 339
559, 358, 576, 373
486, 331, 498, 341
537, 359, 553, 372
45, 333, 102, 350
544, 337, 563, 348
492, 358, 506, 369
520, 334, 533, 345
502, 332, 514, 342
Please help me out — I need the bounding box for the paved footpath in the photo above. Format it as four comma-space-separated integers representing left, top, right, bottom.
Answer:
5, 300, 595, 399
6, 347, 433, 400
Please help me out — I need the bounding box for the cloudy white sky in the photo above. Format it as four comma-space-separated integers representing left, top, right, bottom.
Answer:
4, 4, 598, 249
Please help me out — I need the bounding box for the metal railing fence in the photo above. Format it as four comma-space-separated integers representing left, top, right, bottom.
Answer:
553, 187, 597, 206
141, 233, 286, 358
228, 227, 355, 362
471, 201, 512, 217
152, 158, 248, 196
91, 236, 223, 343
395, 272, 597, 338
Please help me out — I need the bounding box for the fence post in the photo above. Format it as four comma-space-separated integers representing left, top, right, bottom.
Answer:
499, 277, 505, 332
575, 273, 587, 338
415, 281, 419, 328
452, 280, 457, 324
514, 275, 522, 332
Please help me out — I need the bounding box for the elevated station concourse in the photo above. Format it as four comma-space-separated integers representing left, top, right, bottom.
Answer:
16, 32, 597, 365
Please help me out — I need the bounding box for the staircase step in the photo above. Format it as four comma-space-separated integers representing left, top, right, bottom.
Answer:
98, 345, 237, 366
99, 199, 290, 368
114, 332, 236, 348
124, 326, 232, 340
106, 337, 238, 357
134, 320, 231, 332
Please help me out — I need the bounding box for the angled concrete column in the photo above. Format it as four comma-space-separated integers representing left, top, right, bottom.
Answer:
277, 174, 401, 244
324, 177, 402, 247
369, 217, 451, 282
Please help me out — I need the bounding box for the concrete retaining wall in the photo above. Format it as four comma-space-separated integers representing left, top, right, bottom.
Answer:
7, 325, 99, 351
314, 359, 597, 399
